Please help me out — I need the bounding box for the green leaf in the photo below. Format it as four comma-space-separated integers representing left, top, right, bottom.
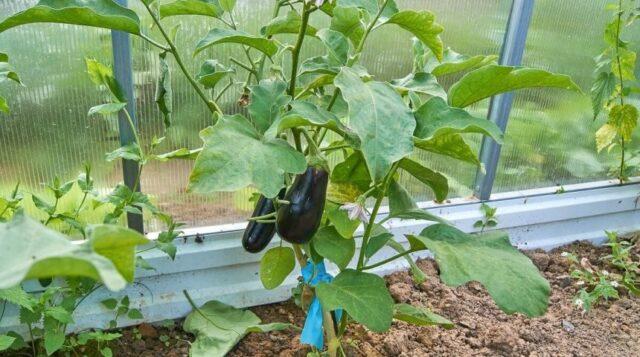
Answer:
160, 0, 223, 19
385, 239, 426, 284
608, 104, 638, 140
195, 28, 278, 57
382, 11, 444, 61
101, 298, 118, 310
393, 303, 453, 328
248, 79, 291, 134
338, 0, 399, 22
0, 213, 128, 291
612, 48, 636, 81
88, 224, 150, 282
156, 52, 173, 128
44, 320, 65, 356
316, 269, 394, 332
325, 202, 360, 239
327, 151, 372, 203
0, 286, 35, 311
409, 224, 551, 317
219, 0, 236, 12
334, 67, 415, 182
0, 0, 141, 34
196, 60, 234, 89
86, 58, 125, 103
261, 11, 317, 37
183, 300, 285, 357
449, 65, 581, 108
265, 101, 353, 140
364, 226, 393, 258
299, 29, 350, 77
106, 143, 142, 162
330, 6, 365, 46
127, 308, 144, 319
414, 97, 504, 143
313, 226, 355, 269
414, 133, 480, 166
591, 72, 616, 119
260, 247, 295, 290
398, 157, 448, 202
390, 72, 446, 99
0, 55, 22, 85
88, 103, 127, 117
387, 179, 446, 223
0, 335, 16, 352
45, 306, 74, 324
424, 48, 497, 76
189, 114, 307, 198
0, 96, 8, 114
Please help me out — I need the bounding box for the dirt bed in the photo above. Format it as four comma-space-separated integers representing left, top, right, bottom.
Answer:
109, 241, 640, 356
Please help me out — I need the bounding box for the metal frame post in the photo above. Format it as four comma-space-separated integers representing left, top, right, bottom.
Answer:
473, 0, 535, 200
111, 0, 144, 232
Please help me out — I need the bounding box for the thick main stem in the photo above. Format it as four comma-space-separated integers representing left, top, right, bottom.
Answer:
288, 3, 312, 96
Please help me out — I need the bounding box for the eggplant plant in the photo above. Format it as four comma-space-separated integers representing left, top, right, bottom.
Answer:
0, 0, 585, 356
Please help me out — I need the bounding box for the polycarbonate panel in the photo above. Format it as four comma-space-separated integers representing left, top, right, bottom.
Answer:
0, 1, 123, 225
493, 0, 640, 193
131, 0, 511, 231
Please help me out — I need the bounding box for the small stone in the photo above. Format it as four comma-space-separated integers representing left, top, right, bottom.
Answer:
561, 320, 575, 333
138, 323, 158, 338
557, 275, 573, 288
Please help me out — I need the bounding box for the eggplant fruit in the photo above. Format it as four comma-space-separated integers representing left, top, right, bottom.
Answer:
242, 189, 284, 253
276, 166, 329, 244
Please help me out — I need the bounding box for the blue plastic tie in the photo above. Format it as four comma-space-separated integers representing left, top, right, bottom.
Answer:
299, 261, 342, 349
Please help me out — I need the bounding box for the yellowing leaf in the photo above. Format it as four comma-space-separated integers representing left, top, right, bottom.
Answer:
608, 104, 638, 141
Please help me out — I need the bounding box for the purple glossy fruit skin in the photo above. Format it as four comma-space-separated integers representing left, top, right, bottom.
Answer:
276, 167, 329, 244
242, 189, 285, 253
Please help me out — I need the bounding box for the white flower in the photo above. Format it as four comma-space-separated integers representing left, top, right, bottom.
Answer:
561, 252, 569, 257
339, 202, 369, 223
611, 281, 619, 288
574, 298, 584, 309
602, 270, 610, 276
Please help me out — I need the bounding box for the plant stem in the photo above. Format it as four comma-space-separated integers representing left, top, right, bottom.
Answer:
140, 1, 222, 115
140, 33, 170, 51
323, 309, 339, 357
361, 249, 420, 271
292, 244, 307, 267
614, 0, 627, 183
347, 0, 391, 66
288, 2, 312, 96
215, 80, 235, 102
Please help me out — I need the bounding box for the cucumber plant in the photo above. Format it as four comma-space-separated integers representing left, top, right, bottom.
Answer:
0, 0, 584, 356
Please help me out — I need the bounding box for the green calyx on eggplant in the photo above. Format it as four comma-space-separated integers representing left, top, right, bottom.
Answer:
276, 166, 329, 245
242, 189, 285, 253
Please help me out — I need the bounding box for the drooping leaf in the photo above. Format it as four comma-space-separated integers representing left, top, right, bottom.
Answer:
316, 269, 394, 332
409, 224, 551, 317
159, 0, 223, 19
330, 6, 365, 46
105, 143, 142, 162
0, 213, 128, 291
590, 71, 616, 119
398, 157, 448, 202
183, 300, 292, 357
0, 0, 141, 34
381, 11, 444, 61
390, 72, 446, 99
313, 226, 355, 269
449, 65, 581, 108
88, 224, 149, 282
248, 79, 291, 134
393, 303, 453, 328
86, 58, 125, 103
264, 101, 353, 140
608, 104, 638, 140
195, 28, 278, 57
88, 102, 127, 117
385, 239, 427, 284
196, 60, 234, 89
424, 48, 497, 76
334, 67, 415, 182
219, 0, 236, 12
299, 29, 350, 77
387, 179, 446, 223
414, 97, 504, 143
188, 114, 307, 198
414, 134, 480, 166
261, 11, 317, 37
155, 52, 173, 128
260, 247, 295, 290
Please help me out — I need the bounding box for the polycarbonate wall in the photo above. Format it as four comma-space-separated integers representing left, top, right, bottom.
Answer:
0, 0, 633, 232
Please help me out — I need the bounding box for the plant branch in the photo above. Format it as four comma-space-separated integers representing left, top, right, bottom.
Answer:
361, 249, 420, 271
614, 0, 627, 183
288, 2, 312, 96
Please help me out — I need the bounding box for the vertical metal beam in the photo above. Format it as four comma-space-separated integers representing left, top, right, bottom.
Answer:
473, 0, 535, 201
111, 0, 144, 233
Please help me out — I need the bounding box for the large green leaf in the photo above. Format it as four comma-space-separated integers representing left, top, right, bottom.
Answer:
390, 73, 446, 99
299, 29, 349, 77
414, 97, 504, 143
196, 60, 234, 89
260, 247, 295, 290
327, 151, 372, 204
334, 67, 415, 182
381, 11, 444, 61
159, 0, 223, 19
264, 101, 353, 140
324, 202, 361, 239
88, 224, 149, 282
387, 180, 446, 223
316, 269, 394, 332
0, 0, 141, 34
188, 114, 307, 198
449, 65, 581, 108
183, 300, 291, 357
398, 158, 448, 202
195, 29, 278, 57
393, 303, 453, 328
414, 134, 480, 166
409, 224, 551, 317
248, 79, 291, 134
313, 226, 355, 269
424, 48, 497, 76
261, 11, 317, 37
0, 213, 128, 291
330, 6, 365, 46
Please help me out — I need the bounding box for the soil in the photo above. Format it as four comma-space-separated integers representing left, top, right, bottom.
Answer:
6, 239, 638, 356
